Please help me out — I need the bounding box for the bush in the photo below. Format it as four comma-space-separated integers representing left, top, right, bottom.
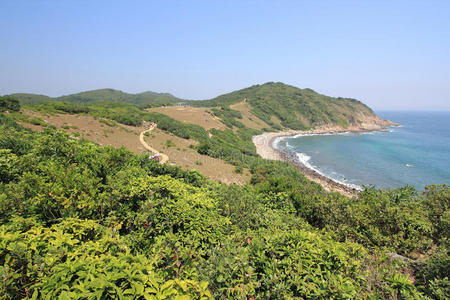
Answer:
0, 96, 20, 112
165, 139, 176, 147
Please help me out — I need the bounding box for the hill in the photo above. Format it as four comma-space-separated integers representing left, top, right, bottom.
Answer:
9, 88, 182, 106
190, 82, 393, 130
8, 93, 53, 105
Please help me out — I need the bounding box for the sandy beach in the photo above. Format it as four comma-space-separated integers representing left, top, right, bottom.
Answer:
252, 124, 397, 197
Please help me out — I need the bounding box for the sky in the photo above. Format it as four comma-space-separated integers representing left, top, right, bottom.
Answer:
1, 0, 449, 110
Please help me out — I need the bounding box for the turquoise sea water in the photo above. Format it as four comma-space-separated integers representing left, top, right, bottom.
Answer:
275, 111, 450, 191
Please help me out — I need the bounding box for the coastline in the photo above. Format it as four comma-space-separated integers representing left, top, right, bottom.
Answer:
252, 123, 398, 197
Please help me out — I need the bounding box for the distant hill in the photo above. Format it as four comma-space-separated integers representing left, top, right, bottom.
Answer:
9, 89, 182, 106
7, 82, 393, 130
8, 93, 53, 105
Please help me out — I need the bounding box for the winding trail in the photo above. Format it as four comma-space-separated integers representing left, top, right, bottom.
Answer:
139, 124, 169, 164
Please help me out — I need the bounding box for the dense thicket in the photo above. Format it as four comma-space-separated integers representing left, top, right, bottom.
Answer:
1, 113, 449, 299
0, 96, 20, 112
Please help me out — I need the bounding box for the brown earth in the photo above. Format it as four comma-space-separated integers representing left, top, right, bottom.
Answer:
147, 106, 226, 130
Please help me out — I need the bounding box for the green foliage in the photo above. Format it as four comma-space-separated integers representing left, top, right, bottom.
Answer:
422, 185, 450, 244
0, 217, 211, 299
0, 96, 20, 112
211, 107, 244, 129
263, 182, 435, 254
416, 246, 450, 299
7, 93, 52, 105
99, 118, 118, 127
198, 127, 260, 167
7, 112, 47, 127
199, 228, 422, 299
9, 89, 182, 106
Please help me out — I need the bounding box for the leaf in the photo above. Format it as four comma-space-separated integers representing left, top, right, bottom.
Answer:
134, 282, 144, 295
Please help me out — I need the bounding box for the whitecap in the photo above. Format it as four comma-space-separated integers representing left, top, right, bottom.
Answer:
294, 152, 363, 191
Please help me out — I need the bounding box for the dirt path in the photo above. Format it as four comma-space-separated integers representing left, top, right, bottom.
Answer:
139, 124, 169, 164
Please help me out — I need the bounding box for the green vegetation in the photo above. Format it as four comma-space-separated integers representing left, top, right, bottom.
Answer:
1, 107, 448, 298
9, 89, 181, 107
234, 165, 243, 174
211, 107, 244, 129
165, 139, 176, 147
99, 118, 118, 127
191, 82, 376, 130
0, 96, 20, 112
6, 93, 51, 105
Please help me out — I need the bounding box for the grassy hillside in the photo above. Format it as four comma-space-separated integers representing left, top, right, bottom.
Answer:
190, 82, 383, 130
1, 113, 449, 299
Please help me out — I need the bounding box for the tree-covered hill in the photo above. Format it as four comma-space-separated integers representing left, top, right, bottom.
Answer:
7, 93, 53, 105
190, 82, 390, 130
9, 89, 182, 107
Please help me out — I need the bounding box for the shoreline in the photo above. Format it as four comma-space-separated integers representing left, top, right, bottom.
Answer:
252, 124, 397, 197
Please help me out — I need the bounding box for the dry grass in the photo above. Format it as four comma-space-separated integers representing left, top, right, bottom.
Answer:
147, 106, 226, 130
229, 101, 268, 130
270, 115, 283, 127
21, 111, 145, 152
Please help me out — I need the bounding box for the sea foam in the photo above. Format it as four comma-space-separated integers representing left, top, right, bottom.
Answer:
295, 152, 363, 191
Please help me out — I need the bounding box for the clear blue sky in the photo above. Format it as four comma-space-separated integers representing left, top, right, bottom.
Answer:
1, 0, 449, 110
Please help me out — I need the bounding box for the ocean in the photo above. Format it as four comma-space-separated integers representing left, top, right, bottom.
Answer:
275, 111, 450, 191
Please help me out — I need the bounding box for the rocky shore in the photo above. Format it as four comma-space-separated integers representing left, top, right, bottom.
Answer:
252, 122, 398, 197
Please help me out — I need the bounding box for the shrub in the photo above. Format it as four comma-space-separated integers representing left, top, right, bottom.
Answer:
0, 96, 20, 112
165, 139, 176, 147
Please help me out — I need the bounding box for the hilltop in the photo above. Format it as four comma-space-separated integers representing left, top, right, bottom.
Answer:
9, 88, 182, 106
